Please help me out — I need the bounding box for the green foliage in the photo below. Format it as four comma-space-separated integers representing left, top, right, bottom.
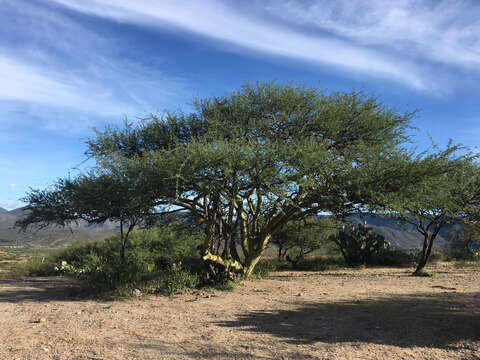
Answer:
215, 280, 237, 291
272, 217, 338, 267
332, 222, 389, 266
25, 224, 202, 292
369, 248, 416, 267
20, 81, 464, 278
128, 222, 204, 263
8, 257, 57, 277
293, 255, 345, 271
83, 82, 418, 278
447, 222, 480, 255
161, 269, 200, 295
381, 152, 480, 273
447, 251, 480, 262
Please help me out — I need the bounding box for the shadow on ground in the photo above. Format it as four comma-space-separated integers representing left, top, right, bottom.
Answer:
0, 277, 84, 302
218, 292, 480, 349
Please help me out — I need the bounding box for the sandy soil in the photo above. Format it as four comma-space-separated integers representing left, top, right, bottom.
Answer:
1, 263, 479, 360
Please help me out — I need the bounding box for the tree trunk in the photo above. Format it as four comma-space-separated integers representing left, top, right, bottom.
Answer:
278, 244, 283, 261
414, 233, 435, 274
120, 219, 126, 264
243, 252, 263, 277
243, 234, 272, 277
230, 238, 241, 263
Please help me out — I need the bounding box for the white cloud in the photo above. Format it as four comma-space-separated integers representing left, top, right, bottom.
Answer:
266, 0, 480, 70
9, 184, 16, 190
0, 55, 134, 116
51, 0, 479, 92
0, 1, 189, 132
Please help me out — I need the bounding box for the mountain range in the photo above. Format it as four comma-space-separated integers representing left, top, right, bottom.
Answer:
0, 207, 117, 248
0, 207, 455, 250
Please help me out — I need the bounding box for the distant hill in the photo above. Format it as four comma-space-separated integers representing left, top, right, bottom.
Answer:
0, 207, 117, 248
0, 206, 459, 251
0, 207, 8, 214
348, 214, 456, 251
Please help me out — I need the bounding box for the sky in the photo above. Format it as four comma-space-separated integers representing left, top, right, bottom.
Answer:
1, 0, 479, 210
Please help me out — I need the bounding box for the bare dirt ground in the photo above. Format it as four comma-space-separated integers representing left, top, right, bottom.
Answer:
1, 263, 479, 360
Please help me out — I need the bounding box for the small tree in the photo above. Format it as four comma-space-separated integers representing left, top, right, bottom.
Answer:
17, 164, 158, 265
448, 222, 480, 255
384, 151, 480, 274
272, 217, 337, 266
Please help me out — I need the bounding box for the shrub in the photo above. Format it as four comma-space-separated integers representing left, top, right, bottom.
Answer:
162, 269, 200, 295
447, 251, 480, 262
9, 257, 57, 277
332, 222, 388, 266
215, 280, 237, 291
294, 255, 345, 271
26, 222, 205, 292
369, 248, 416, 267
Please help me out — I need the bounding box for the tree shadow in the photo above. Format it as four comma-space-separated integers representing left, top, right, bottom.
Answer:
218, 292, 480, 349
0, 277, 86, 303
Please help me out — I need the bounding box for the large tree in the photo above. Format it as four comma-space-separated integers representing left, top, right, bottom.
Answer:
85, 82, 417, 278
19, 82, 420, 279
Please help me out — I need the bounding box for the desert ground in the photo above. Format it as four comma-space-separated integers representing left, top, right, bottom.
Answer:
1, 264, 479, 360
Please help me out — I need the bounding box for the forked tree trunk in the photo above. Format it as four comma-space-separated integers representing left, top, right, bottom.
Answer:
414, 233, 436, 274
243, 234, 272, 277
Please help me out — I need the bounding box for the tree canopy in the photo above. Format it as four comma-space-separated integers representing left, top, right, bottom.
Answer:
383, 151, 480, 273
19, 82, 466, 278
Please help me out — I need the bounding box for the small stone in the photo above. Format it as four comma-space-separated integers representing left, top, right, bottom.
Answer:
133, 289, 142, 297
297, 293, 303, 296
42, 347, 49, 352
76, 311, 82, 315
37, 317, 47, 323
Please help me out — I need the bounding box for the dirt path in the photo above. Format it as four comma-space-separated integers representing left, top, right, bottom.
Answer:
1, 264, 479, 359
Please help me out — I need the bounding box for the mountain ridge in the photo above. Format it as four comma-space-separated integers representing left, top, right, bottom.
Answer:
0, 207, 117, 248
0, 207, 456, 250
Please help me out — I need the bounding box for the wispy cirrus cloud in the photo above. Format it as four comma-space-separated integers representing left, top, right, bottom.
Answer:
0, 55, 134, 116
50, 0, 480, 93
265, 0, 480, 71
0, 0, 187, 133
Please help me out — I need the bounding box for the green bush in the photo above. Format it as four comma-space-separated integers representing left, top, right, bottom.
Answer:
294, 255, 345, 271
447, 251, 480, 262
162, 269, 200, 295
332, 223, 388, 266
9, 257, 57, 277
215, 280, 237, 291
128, 222, 203, 265
5, 222, 204, 293
369, 249, 416, 267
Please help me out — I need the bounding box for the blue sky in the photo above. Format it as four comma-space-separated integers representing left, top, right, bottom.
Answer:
1, 0, 479, 210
